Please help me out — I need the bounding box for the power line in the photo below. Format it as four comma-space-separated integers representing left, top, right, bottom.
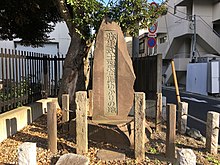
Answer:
167, 10, 189, 21
151, 0, 191, 21
155, 0, 192, 17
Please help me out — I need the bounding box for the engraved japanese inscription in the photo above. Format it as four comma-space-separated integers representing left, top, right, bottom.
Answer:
104, 30, 118, 116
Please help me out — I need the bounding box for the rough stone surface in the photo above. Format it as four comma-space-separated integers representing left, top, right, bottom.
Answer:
186, 128, 202, 139
56, 153, 89, 165
177, 149, 196, 165
178, 102, 188, 134
18, 142, 36, 165
96, 149, 125, 161
134, 92, 146, 161
75, 91, 88, 155
92, 18, 135, 121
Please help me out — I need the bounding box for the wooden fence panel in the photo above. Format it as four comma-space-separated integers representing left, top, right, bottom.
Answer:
132, 54, 162, 100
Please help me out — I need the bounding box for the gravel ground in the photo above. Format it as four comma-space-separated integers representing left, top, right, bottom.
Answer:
0, 109, 219, 165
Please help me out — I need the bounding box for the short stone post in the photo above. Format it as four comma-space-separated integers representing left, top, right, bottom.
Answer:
177, 148, 196, 165
206, 111, 219, 154
18, 142, 36, 165
166, 104, 176, 160
178, 102, 188, 134
156, 92, 162, 132
47, 101, 57, 153
62, 94, 69, 123
134, 92, 146, 161
76, 91, 88, 155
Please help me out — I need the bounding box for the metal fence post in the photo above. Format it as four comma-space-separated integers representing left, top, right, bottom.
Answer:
54, 55, 58, 96
43, 55, 48, 98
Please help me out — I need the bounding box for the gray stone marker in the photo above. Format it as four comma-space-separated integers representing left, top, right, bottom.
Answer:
92, 18, 135, 121
18, 142, 36, 165
56, 153, 89, 165
177, 149, 196, 165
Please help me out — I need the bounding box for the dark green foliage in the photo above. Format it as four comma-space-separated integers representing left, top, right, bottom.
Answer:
0, 0, 61, 46
0, 0, 167, 46
65, 0, 167, 44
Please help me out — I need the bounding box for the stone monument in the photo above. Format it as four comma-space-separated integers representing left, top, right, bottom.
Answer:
92, 18, 135, 121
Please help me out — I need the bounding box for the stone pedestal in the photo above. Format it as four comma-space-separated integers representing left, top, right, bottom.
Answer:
88, 118, 134, 149
18, 142, 36, 165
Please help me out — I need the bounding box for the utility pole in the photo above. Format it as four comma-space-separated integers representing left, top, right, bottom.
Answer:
132, 35, 139, 58
192, 14, 197, 62
132, 10, 139, 58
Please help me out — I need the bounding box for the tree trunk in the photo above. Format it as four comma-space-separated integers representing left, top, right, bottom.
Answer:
58, 32, 88, 118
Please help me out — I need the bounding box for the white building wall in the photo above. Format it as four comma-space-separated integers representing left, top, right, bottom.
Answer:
0, 22, 70, 56
158, 0, 220, 87
166, 1, 189, 39
177, 39, 191, 57
0, 40, 15, 50
193, 0, 213, 26
196, 43, 209, 57
213, 2, 220, 22
49, 22, 70, 56
15, 43, 59, 56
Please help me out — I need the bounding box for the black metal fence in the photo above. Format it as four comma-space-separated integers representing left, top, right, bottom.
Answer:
0, 48, 64, 113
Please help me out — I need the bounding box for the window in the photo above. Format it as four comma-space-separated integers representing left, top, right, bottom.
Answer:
139, 40, 145, 54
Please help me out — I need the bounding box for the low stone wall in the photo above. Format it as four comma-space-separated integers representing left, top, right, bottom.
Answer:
0, 98, 59, 143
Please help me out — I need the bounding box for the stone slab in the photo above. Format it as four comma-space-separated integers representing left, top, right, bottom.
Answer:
56, 153, 89, 165
96, 149, 125, 161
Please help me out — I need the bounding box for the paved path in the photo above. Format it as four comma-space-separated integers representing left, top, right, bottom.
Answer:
163, 87, 220, 141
